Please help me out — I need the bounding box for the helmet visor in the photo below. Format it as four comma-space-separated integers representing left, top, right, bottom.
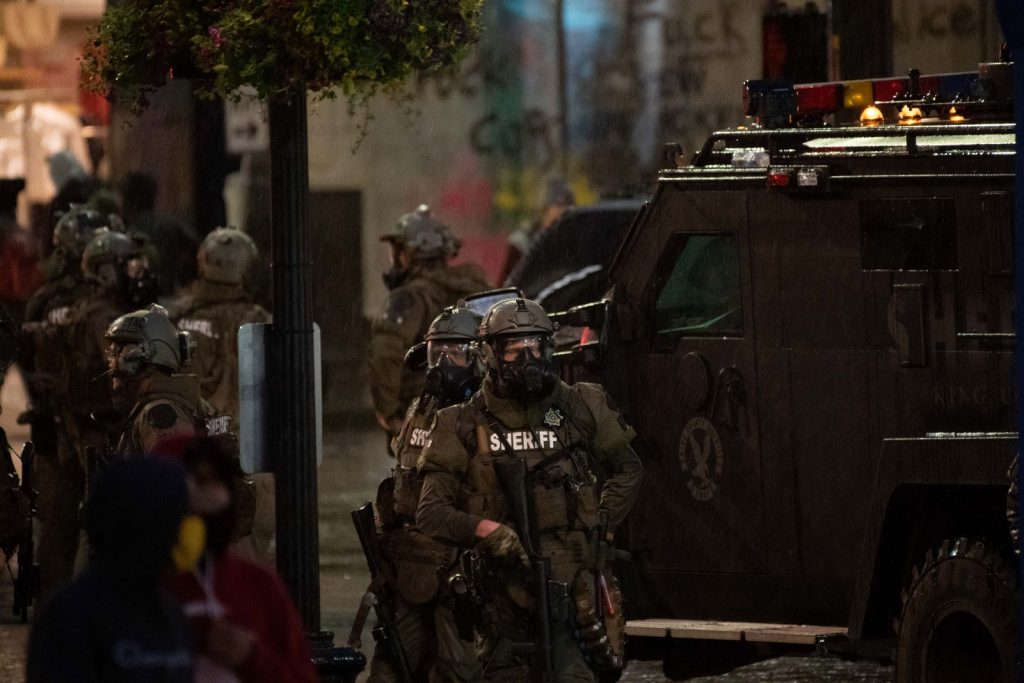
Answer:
498, 335, 546, 363
427, 340, 471, 368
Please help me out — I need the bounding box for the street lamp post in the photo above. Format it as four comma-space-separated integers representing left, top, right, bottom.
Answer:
268, 93, 319, 628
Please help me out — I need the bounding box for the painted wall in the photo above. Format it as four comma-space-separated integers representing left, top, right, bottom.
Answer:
893, 0, 1003, 73
308, 0, 764, 318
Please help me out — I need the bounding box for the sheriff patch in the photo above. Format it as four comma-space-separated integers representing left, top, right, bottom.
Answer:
409, 428, 430, 447
177, 318, 217, 339
488, 430, 560, 453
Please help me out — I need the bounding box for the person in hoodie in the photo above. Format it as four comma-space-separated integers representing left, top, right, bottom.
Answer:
370, 205, 489, 441
26, 457, 194, 683
159, 435, 317, 683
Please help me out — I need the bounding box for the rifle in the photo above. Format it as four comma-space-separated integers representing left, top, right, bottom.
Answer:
348, 502, 413, 683
12, 442, 37, 623
493, 456, 555, 681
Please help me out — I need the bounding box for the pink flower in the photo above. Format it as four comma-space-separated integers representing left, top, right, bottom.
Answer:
208, 26, 224, 48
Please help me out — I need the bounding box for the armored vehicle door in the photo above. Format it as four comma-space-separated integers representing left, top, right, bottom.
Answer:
621, 186, 765, 577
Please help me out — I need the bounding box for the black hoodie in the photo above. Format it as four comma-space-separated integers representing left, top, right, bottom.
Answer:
27, 458, 193, 683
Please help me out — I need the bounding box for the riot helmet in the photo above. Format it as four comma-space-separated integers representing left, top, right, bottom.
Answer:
81, 228, 158, 307
105, 304, 193, 378
380, 205, 459, 290
53, 204, 121, 255
198, 227, 259, 285
421, 305, 483, 406
45, 204, 123, 279
479, 298, 558, 402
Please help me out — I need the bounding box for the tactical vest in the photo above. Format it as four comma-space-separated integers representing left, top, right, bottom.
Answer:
379, 396, 458, 604
170, 281, 270, 422
115, 374, 224, 458
390, 398, 436, 521
457, 391, 602, 583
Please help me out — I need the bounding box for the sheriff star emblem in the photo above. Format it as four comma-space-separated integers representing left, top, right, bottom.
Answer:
543, 407, 563, 428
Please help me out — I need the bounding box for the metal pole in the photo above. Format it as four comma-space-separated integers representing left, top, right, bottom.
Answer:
995, 1, 1023, 679
268, 92, 320, 631
554, 0, 568, 174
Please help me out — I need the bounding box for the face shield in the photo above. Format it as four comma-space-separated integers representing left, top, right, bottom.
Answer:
427, 340, 472, 368
492, 334, 557, 401
498, 335, 547, 363
423, 338, 480, 406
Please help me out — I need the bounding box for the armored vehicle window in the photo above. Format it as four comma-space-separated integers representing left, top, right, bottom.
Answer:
651, 233, 742, 342
860, 197, 957, 271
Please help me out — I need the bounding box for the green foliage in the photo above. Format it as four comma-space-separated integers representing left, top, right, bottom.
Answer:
81, 0, 483, 113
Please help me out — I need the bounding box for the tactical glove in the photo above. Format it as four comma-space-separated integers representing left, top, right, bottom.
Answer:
477, 524, 530, 568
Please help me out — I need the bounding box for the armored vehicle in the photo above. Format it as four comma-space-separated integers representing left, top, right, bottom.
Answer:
558, 64, 1018, 681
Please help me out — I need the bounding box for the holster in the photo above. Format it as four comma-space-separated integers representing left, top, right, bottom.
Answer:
382, 527, 457, 604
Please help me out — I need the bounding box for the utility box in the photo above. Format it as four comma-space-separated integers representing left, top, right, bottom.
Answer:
238, 322, 323, 473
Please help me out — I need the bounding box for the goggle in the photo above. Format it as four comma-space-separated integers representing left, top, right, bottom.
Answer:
427, 340, 472, 367
498, 335, 546, 363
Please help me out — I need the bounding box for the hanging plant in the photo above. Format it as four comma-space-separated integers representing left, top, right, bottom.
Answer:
81, 0, 484, 114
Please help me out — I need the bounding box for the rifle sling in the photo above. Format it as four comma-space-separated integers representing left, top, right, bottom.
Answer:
346, 573, 388, 649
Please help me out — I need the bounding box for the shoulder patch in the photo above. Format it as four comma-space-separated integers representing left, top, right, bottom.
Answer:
383, 290, 417, 325
147, 403, 179, 429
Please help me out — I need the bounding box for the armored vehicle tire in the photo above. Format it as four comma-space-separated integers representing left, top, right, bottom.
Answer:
895, 538, 1017, 683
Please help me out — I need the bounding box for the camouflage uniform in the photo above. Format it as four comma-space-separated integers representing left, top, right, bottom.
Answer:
168, 278, 270, 423
370, 262, 489, 424
23, 207, 123, 599
417, 377, 643, 682
367, 396, 485, 683
106, 305, 254, 540
22, 275, 93, 600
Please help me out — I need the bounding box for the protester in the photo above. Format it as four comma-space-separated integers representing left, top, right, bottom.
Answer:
26, 457, 194, 683
159, 435, 317, 683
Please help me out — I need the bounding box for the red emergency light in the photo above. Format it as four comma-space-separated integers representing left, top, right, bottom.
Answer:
872, 78, 906, 102
796, 83, 843, 114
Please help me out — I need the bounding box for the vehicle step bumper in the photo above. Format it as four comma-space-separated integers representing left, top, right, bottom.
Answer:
625, 619, 848, 645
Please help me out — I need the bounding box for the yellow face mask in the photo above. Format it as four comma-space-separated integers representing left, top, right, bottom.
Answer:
171, 515, 206, 572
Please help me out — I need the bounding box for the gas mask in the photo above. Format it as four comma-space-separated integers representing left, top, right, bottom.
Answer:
123, 256, 159, 307
424, 340, 479, 406
494, 335, 557, 401
382, 266, 409, 291
382, 242, 411, 291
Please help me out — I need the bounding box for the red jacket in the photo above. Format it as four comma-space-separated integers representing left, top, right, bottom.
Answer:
165, 552, 317, 683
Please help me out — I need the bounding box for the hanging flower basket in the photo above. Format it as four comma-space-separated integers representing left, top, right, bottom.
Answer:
81, 0, 484, 114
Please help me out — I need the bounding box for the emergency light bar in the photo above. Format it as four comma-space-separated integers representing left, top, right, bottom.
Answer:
743, 63, 1013, 128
